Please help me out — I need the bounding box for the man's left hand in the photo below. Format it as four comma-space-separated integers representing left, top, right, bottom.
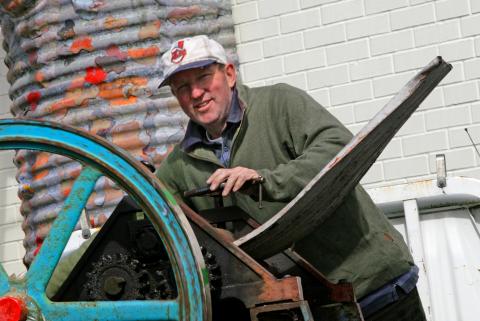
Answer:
207, 167, 260, 197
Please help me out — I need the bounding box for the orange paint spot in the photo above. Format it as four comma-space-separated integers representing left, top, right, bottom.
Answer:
35, 71, 45, 83
98, 76, 148, 103
98, 87, 122, 101
138, 20, 161, 40
127, 46, 159, 59
111, 96, 137, 106
104, 16, 128, 30
85, 66, 107, 85
112, 121, 145, 150
61, 181, 72, 197
32, 152, 49, 172
71, 166, 82, 178
71, 36, 93, 54
26, 91, 41, 111
49, 87, 98, 113
49, 98, 76, 113
33, 169, 48, 181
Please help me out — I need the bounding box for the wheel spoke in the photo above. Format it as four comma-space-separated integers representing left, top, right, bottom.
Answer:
39, 299, 180, 321
26, 166, 101, 292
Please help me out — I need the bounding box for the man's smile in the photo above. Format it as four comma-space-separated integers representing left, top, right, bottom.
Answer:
194, 99, 213, 111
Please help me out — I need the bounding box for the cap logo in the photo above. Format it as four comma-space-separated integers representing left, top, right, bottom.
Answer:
171, 40, 187, 64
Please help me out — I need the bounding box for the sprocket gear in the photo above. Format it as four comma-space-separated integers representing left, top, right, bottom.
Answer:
85, 253, 143, 300
84, 252, 176, 301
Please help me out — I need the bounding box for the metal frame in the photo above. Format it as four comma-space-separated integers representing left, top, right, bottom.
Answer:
367, 177, 480, 321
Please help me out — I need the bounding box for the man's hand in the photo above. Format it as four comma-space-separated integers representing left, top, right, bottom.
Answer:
207, 167, 260, 197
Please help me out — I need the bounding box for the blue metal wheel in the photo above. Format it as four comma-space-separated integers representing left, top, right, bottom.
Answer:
0, 119, 210, 321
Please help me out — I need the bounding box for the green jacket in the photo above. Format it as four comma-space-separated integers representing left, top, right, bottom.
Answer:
156, 83, 413, 299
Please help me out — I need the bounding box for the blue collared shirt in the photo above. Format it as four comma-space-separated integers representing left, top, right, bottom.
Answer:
180, 89, 242, 167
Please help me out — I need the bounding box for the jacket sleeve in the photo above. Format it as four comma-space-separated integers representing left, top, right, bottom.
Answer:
256, 84, 353, 202
155, 149, 183, 200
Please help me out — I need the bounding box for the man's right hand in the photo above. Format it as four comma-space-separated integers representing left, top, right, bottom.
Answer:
207, 167, 261, 197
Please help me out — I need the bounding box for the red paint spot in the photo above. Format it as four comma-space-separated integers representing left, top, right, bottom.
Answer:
33, 236, 43, 256
0, 296, 27, 321
26, 91, 41, 111
28, 50, 37, 65
85, 66, 107, 85
106, 44, 128, 60
71, 36, 93, 53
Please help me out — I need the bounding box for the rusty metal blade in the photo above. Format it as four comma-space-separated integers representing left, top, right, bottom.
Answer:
235, 56, 452, 259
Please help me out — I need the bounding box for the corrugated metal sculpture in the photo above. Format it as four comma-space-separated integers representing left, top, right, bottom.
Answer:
0, 0, 238, 266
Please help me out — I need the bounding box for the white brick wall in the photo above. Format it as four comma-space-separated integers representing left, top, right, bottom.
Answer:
232, 0, 480, 187
0, 33, 25, 276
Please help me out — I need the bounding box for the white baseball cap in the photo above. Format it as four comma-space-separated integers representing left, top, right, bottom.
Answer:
158, 35, 228, 88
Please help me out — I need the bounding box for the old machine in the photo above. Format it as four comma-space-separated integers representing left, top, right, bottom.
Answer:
0, 57, 451, 321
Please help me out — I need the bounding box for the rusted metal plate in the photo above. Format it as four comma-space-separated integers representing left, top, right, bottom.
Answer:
235, 57, 452, 259
0, 0, 237, 265
180, 202, 306, 309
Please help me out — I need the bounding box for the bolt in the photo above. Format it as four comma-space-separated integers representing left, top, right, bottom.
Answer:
103, 276, 126, 298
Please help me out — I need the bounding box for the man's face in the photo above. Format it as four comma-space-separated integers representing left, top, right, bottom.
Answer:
170, 63, 237, 132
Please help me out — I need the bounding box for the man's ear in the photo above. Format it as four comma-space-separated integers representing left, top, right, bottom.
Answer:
225, 63, 237, 89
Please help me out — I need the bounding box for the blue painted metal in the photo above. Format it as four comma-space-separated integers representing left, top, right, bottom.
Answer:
31, 299, 179, 320
0, 119, 208, 320
27, 166, 101, 293
0, 265, 8, 296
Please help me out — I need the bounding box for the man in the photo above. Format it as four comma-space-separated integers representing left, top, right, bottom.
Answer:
156, 35, 426, 320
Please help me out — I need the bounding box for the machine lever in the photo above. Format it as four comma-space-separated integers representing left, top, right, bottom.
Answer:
184, 177, 264, 208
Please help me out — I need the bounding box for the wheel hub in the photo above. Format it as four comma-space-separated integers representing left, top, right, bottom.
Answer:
0, 296, 27, 321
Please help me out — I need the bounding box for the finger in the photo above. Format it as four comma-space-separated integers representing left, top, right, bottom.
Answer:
208, 169, 228, 190
206, 169, 223, 184
232, 173, 249, 192
222, 173, 239, 197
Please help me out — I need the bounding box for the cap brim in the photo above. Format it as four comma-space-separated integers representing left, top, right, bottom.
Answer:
158, 59, 217, 88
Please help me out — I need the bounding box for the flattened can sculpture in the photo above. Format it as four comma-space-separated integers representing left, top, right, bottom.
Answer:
0, 0, 238, 265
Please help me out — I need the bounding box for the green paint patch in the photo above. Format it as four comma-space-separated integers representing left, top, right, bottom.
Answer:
162, 189, 178, 206
201, 268, 210, 286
